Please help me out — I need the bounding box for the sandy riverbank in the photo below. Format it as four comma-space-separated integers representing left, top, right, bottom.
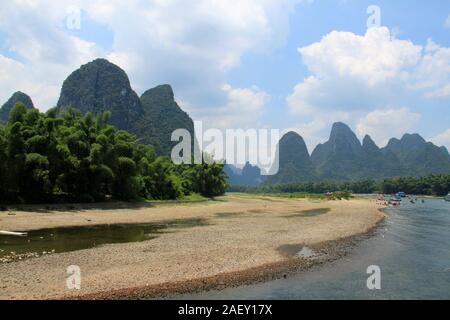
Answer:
0, 194, 385, 300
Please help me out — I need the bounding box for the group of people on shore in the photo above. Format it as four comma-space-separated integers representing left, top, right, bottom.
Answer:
376, 193, 425, 207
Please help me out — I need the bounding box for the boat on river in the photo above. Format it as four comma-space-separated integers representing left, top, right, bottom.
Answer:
389, 198, 402, 206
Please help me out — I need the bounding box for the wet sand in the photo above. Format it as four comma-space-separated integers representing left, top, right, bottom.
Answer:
0, 194, 385, 300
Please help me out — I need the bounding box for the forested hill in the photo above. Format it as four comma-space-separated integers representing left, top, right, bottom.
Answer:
266, 123, 450, 185
136, 84, 198, 156
225, 162, 266, 187
0, 104, 227, 204
56, 58, 197, 157
0, 91, 35, 123
231, 174, 450, 197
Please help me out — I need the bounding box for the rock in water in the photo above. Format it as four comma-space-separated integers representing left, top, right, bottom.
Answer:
57, 58, 144, 132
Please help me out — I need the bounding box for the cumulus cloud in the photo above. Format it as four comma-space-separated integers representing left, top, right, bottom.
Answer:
287, 27, 450, 149
288, 28, 450, 116
415, 40, 450, 98
288, 27, 422, 116
89, 0, 299, 125
191, 84, 270, 130
0, 0, 299, 128
356, 107, 421, 147
0, 1, 103, 108
298, 27, 421, 86
0, 55, 62, 110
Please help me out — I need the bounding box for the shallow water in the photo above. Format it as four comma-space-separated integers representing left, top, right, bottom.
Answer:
176, 198, 450, 300
0, 218, 208, 258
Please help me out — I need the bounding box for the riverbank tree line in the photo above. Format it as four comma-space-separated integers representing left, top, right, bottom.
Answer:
0, 103, 227, 204
228, 174, 450, 196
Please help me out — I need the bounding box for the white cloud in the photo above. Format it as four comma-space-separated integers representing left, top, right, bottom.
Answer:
288, 27, 422, 116
415, 39, 450, 98
85, 0, 299, 123
431, 129, 450, 150
0, 55, 62, 109
298, 27, 421, 86
425, 84, 450, 98
356, 107, 421, 147
0, 1, 103, 109
287, 27, 450, 148
0, 0, 300, 128
191, 84, 270, 129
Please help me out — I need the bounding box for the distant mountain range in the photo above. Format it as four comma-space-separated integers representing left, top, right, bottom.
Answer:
266, 122, 450, 185
224, 121, 450, 187
225, 162, 266, 187
1, 59, 449, 186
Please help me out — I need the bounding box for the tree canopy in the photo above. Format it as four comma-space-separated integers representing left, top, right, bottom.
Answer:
229, 174, 450, 197
0, 103, 227, 204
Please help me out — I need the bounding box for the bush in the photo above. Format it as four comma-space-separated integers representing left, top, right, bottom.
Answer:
0, 104, 228, 203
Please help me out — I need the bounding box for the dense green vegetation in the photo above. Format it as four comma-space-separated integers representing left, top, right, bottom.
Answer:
229, 174, 450, 197
378, 174, 450, 196
235, 191, 353, 200
0, 103, 227, 204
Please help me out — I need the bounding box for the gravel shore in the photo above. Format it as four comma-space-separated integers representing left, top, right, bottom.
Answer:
0, 195, 385, 300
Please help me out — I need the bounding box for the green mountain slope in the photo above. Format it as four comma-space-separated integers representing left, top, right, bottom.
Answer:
382, 134, 450, 176
264, 123, 450, 185
57, 58, 144, 132
136, 84, 197, 156
56, 59, 198, 157
0, 91, 35, 123
267, 131, 317, 184
311, 122, 365, 180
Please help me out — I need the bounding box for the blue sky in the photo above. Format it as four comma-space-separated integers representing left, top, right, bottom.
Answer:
0, 0, 449, 152
228, 0, 450, 149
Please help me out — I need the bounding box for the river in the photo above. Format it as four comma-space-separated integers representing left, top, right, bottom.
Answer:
176, 198, 450, 300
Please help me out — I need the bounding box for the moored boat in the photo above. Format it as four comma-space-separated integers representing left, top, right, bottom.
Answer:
445, 193, 450, 202
389, 198, 402, 206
